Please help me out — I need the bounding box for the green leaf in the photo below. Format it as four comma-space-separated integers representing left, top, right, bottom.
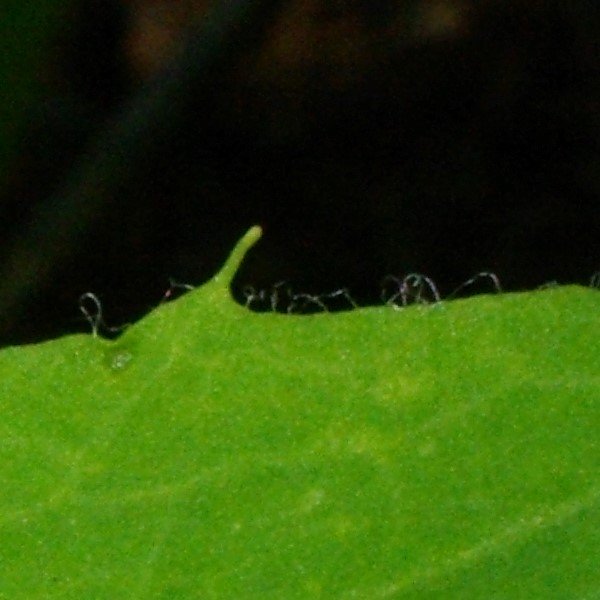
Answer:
1, 227, 598, 598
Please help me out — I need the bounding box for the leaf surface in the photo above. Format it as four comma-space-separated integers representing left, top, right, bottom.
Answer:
1, 227, 599, 598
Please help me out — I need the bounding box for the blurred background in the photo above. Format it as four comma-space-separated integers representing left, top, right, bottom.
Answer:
0, 0, 598, 345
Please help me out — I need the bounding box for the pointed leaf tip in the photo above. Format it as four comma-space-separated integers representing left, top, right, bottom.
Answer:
212, 225, 262, 289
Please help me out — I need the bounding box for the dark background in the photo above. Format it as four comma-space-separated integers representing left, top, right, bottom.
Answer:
0, 0, 598, 346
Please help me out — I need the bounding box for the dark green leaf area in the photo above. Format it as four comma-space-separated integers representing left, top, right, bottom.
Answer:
0, 251, 598, 598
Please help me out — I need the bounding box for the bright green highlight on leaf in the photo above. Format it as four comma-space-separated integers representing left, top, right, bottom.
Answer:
1, 227, 599, 598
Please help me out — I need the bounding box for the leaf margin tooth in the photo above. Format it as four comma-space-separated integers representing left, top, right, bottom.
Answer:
209, 225, 263, 294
